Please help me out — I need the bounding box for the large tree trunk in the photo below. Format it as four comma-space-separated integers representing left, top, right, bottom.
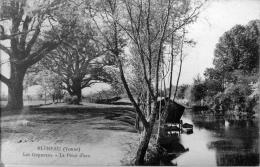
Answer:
73, 88, 82, 104
71, 78, 82, 104
156, 104, 170, 144
6, 65, 26, 110
135, 105, 158, 165
134, 126, 153, 165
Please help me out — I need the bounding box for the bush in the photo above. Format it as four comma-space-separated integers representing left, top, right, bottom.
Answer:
176, 84, 189, 99
245, 96, 257, 114
204, 96, 215, 108
213, 92, 233, 114
224, 83, 251, 104
211, 83, 257, 114
71, 95, 79, 104
63, 95, 72, 104
83, 89, 123, 103
189, 83, 207, 103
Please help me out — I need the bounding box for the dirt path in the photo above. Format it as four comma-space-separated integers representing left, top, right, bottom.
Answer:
1, 103, 139, 166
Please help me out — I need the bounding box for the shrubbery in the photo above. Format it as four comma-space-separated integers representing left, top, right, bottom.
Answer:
83, 89, 125, 103
64, 95, 72, 104
205, 82, 258, 115
63, 95, 79, 104
188, 74, 259, 115
189, 83, 207, 103
71, 96, 79, 104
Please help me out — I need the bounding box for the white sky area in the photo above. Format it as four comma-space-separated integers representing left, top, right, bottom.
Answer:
1, 0, 260, 96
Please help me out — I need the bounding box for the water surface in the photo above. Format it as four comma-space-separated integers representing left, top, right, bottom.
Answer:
170, 110, 259, 166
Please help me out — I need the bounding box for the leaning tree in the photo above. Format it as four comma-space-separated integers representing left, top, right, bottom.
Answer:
0, 0, 63, 109
87, 0, 201, 164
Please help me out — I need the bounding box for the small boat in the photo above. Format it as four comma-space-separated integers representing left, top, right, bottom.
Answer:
182, 123, 193, 134
164, 124, 181, 137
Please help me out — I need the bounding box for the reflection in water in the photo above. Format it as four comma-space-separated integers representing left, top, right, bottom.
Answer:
224, 120, 229, 129
159, 139, 189, 166
161, 109, 259, 166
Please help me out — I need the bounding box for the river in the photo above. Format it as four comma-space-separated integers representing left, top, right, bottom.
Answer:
166, 109, 259, 166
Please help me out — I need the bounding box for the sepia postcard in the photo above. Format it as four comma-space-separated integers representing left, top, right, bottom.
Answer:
0, 0, 259, 166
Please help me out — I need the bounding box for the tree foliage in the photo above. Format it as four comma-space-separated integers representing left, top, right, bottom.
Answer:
189, 75, 206, 102
175, 84, 189, 99
24, 69, 65, 102
202, 20, 260, 113
214, 20, 259, 76
34, 1, 115, 104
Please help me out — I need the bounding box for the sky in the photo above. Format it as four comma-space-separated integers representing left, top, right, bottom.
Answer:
1, 0, 260, 96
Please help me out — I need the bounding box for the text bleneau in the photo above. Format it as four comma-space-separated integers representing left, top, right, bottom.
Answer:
37, 146, 61, 151
37, 146, 80, 152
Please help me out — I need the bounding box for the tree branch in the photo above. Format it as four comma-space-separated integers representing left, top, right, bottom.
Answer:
0, 73, 10, 85
20, 16, 32, 50
117, 57, 149, 128
0, 43, 12, 56
155, 0, 171, 98
23, 41, 59, 67
25, 24, 41, 54
0, 24, 35, 41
